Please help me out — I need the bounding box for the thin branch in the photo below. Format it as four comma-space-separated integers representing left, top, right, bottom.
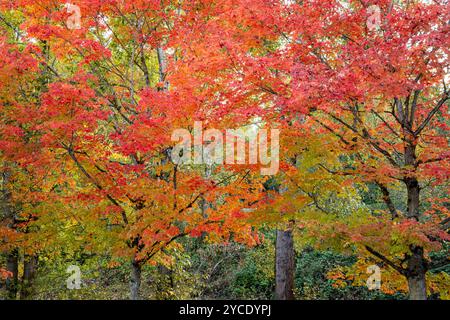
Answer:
414, 93, 449, 136
365, 246, 406, 276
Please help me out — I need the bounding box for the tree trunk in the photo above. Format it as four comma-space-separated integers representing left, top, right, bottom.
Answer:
129, 260, 142, 300
407, 274, 427, 300
21, 254, 38, 299
406, 246, 427, 300
405, 177, 420, 219
6, 249, 19, 300
157, 47, 168, 90
404, 142, 420, 219
403, 142, 427, 300
404, 178, 427, 300
2, 168, 19, 299
275, 228, 295, 300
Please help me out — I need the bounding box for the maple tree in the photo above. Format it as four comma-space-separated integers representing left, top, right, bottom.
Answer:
279, 0, 450, 300
0, 0, 262, 299
171, 0, 449, 299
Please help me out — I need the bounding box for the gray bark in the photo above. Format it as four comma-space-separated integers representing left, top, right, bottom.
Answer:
407, 252, 427, 301
408, 276, 427, 300
21, 254, 38, 299
404, 143, 427, 300
6, 249, 19, 299
157, 47, 168, 90
2, 169, 19, 299
275, 229, 295, 300
129, 260, 142, 300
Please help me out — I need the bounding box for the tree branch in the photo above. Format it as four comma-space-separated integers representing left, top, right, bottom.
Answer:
365, 246, 406, 276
